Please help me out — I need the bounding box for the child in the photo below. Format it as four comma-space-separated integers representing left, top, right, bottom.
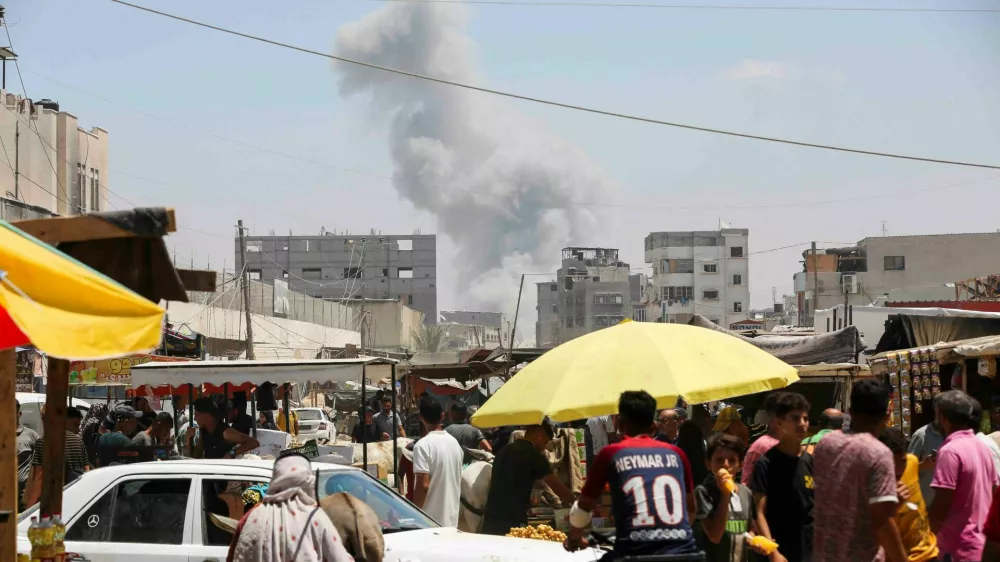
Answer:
877, 427, 938, 562
695, 433, 764, 562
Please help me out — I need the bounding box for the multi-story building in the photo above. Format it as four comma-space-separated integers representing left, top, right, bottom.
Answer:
236, 232, 437, 324
0, 93, 108, 220
535, 247, 642, 347
793, 233, 1000, 327
643, 229, 750, 327
439, 310, 510, 349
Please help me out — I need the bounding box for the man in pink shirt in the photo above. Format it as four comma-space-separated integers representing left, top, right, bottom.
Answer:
742, 393, 780, 485
930, 390, 999, 562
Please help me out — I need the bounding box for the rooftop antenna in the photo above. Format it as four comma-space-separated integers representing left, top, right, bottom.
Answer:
881, 221, 889, 237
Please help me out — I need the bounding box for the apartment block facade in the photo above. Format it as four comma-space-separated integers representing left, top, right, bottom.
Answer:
643, 229, 750, 327
535, 247, 642, 347
236, 233, 437, 324
793, 233, 1000, 327
0, 93, 108, 220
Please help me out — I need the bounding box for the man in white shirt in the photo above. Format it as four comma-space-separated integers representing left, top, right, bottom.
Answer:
412, 395, 463, 527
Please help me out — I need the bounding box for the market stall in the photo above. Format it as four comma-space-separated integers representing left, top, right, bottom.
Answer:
131, 357, 401, 476
0, 217, 168, 560
870, 334, 1000, 437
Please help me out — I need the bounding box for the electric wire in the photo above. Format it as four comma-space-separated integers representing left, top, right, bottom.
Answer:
106, 0, 1000, 170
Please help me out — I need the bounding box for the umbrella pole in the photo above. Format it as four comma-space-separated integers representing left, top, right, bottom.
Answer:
0, 348, 17, 561
40, 358, 69, 518
361, 377, 367, 469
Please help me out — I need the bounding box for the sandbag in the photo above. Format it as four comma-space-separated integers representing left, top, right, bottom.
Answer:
458, 460, 492, 533
320, 492, 384, 562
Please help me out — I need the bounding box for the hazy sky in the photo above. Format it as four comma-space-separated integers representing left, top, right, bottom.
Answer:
8, 0, 1000, 326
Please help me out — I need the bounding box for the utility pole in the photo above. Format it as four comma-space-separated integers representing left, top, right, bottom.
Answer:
359, 296, 367, 356
238, 220, 255, 360
509, 274, 525, 350
13, 121, 18, 200
811, 241, 819, 327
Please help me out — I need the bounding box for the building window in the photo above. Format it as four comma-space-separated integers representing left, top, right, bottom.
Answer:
552, 303, 558, 313
703, 263, 717, 273
576, 317, 584, 327
575, 296, 583, 305
661, 259, 694, 274
703, 289, 719, 300
566, 296, 573, 306
733, 302, 743, 313
613, 294, 623, 305
407, 295, 413, 305
664, 286, 694, 301
302, 268, 321, 280
282, 270, 289, 278
382, 268, 389, 277
246, 242, 261, 252
595, 294, 607, 305
565, 318, 573, 328
884, 256, 906, 271
345, 267, 363, 279
249, 269, 262, 280
398, 267, 413, 279
730, 247, 744, 258
397, 239, 412, 251
732, 274, 743, 285
91, 168, 100, 211
550, 283, 557, 291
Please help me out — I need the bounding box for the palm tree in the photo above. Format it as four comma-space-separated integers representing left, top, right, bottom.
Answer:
410, 324, 445, 352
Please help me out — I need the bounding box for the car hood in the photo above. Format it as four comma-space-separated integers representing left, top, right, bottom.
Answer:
384, 527, 605, 562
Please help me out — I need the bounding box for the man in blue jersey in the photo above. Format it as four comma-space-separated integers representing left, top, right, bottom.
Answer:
566, 390, 700, 560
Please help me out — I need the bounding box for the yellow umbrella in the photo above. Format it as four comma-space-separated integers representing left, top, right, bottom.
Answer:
0, 219, 164, 359
471, 320, 798, 427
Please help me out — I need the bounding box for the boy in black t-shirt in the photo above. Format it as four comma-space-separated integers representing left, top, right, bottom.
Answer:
352, 407, 381, 443
749, 392, 814, 562
696, 433, 767, 562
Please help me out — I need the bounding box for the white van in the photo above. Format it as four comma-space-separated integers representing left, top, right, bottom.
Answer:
16, 393, 92, 436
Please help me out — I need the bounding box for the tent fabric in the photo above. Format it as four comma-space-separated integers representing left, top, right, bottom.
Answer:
131, 358, 394, 393
0, 219, 165, 359
688, 315, 863, 365
875, 314, 1000, 353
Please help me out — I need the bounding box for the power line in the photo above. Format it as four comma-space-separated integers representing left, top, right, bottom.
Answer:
360, 0, 1000, 12
107, 0, 1000, 170
3, 21, 76, 207
28, 70, 1000, 212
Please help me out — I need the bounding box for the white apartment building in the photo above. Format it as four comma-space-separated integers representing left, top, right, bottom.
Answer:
644, 229, 750, 327
0, 92, 108, 220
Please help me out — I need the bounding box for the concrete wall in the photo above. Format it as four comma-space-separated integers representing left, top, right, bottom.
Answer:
237, 234, 437, 324
182, 271, 422, 350
536, 281, 560, 348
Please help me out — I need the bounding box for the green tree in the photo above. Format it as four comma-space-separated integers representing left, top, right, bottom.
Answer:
410, 324, 445, 352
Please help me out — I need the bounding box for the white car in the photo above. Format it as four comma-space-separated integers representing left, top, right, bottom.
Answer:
17, 459, 604, 561
16, 393, 91, 436
293, 407, 335, 442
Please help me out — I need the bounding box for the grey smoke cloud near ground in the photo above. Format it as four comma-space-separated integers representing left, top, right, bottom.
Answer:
334, 2, 615, 328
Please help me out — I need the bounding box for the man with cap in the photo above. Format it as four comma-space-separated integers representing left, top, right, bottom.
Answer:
713, 405, 750, 447
25, 406, 90, 504
481, 420, 576, 535
187, 397, 260, 459
99, 403, 143, 449
352, 407, 381, 444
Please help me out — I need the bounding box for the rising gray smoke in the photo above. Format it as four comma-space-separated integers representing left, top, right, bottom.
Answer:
334, 3, 614, 322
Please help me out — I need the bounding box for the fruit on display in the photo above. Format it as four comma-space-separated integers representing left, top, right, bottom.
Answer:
506, 524, 567, 542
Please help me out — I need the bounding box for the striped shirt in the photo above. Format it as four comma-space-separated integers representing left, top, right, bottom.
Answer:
32, 430, 90, 475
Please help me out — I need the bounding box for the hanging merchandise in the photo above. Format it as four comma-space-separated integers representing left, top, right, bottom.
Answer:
980, 356, 997, 379
886, 353, 902, 431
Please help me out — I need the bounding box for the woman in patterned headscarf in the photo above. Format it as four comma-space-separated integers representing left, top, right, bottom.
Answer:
80, 403, 109, 468
228, 454, 353, 562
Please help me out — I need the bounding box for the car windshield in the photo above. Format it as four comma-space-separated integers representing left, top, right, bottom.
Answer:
295, 410, 322, 421
317, 470, 436, 531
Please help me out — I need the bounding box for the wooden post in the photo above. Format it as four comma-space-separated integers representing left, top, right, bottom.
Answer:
0, 348, 17, 562
40, 358, 69, 517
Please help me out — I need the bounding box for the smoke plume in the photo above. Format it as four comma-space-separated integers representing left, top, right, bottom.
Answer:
334, 3, 615, 329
